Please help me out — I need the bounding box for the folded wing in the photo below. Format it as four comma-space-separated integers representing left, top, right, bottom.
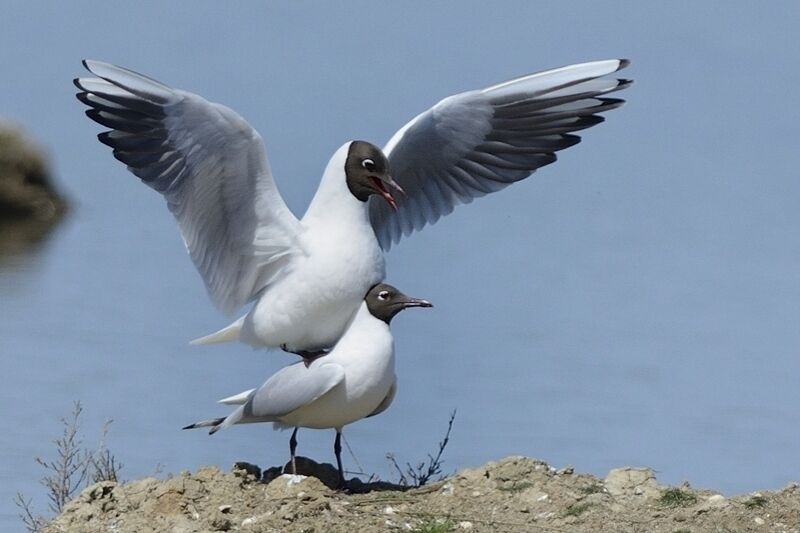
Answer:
75, 60, 303, 314
370, 59, 632, 249
248, 362, 345, 418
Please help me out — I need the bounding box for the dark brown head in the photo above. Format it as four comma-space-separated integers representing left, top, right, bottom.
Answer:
345, 141, 403, 210
365, 283, 432, 324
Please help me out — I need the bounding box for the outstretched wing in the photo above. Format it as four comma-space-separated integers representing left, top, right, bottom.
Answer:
369, 59, 631, 249
75, 60, 303, 314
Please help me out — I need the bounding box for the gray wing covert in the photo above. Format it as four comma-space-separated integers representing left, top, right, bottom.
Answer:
369, 59, 631, 249
247, 362, 345, 419
75, 60, 303, 314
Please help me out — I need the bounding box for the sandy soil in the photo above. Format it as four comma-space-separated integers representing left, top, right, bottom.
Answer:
44, 456, 800, 532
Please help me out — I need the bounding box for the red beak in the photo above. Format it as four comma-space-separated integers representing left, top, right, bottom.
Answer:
370, 176, 398, 211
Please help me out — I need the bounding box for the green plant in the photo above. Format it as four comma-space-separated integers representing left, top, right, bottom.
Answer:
659, 488, 698, 508
744, 495, 768, 509
578, 482, 605, 495
562, 502, 592, 517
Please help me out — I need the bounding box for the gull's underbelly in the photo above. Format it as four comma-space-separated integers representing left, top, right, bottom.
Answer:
241, 239, 384, 350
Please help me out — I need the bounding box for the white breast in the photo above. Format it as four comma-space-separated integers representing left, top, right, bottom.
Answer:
278, 306, 396, 430
239, 154, 385, 351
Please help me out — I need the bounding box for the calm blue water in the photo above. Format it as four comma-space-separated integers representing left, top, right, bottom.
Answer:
2, 2, 800, 529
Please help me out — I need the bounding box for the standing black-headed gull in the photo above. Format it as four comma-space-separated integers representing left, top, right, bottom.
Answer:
183, 283, 432, 488
74, 59, 630, 354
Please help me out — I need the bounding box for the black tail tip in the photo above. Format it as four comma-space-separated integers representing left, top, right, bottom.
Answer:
618, 58, 631, 70
181, 423, 196, 430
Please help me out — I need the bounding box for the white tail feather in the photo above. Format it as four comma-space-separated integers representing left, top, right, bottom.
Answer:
190, 316, 245, 345
218, 388, 256, 405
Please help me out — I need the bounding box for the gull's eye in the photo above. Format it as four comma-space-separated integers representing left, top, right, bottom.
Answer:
378, 290, 390, 301
362, 158, 375, 171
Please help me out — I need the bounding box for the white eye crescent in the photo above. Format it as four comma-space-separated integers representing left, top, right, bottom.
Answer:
378, 290, 390, 300
362, 158, 375, 170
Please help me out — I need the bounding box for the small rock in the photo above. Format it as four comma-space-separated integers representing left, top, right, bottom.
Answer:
537, 493, 549, 502
754, 517, 765, 525
458, 521, 474, 529
241, 512, 273, 528
195, 466, 221, 481
384, 506, 396, 515
233, 462, 262, 480
605, 468, 661, 499
218, 505, 232, 513
694, 493, 728, 515
285, 474, 308, 485
186, 503, 200, 520
85, 482, 116, 502
440, 482, 454, 495
471, 490, 481, 497
209, 511, 232, 531
265, 472, 329, 500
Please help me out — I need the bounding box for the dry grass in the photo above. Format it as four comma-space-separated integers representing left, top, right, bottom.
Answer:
386, 410, 456, 488
15, 401, 122, 532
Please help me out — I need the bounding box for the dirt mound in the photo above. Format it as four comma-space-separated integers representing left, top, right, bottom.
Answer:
44, 456, 799, 532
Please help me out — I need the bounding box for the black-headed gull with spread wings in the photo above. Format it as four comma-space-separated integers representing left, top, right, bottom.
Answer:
74, 59, 630, 355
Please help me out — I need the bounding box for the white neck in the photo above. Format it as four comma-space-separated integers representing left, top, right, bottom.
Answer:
303, 141, 369, 225
328, 302, 393, 361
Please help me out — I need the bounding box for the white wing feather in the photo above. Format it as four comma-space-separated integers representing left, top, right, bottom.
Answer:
75, 60, 303, 314
248, 362, 345, 418
370, 59, 632, 249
